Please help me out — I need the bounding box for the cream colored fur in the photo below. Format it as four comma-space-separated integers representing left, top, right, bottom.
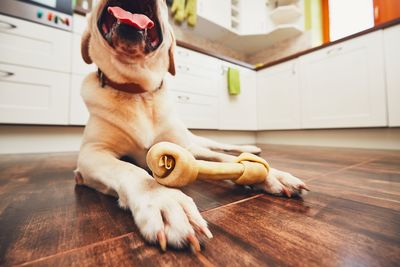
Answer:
76, 0, 307, 251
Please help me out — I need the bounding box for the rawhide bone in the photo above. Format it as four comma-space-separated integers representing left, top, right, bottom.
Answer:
146, 142, 270, 187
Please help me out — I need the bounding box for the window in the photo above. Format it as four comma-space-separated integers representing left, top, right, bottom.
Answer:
328, 0, 374, 41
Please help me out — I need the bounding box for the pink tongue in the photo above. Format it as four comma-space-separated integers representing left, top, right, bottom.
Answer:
108, 6, 154, 30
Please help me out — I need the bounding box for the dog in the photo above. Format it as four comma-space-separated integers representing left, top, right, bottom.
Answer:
75, 0, 308, 252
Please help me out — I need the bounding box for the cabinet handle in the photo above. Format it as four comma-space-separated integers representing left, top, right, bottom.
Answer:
326, 48, 336, 55
326, 46, 343, 55
177, 95, 190, 102
177, 50, 189, 57
177, 65, 190, 72
0, 70, 15, 78
0, 20, 17, 30
221, 66, 228, 75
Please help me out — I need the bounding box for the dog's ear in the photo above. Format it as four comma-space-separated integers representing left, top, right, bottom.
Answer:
81, 29, 93, 64
168, 30, 176, 76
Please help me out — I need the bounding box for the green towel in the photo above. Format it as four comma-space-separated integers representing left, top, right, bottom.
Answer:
185, 0, 197, 27
172, 0, 186, 23
228, 68, 240, 95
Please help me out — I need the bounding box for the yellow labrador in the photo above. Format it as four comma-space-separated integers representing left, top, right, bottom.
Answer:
76, 0, 308, 252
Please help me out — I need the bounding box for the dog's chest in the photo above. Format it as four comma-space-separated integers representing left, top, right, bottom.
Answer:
120, 95, 170, 150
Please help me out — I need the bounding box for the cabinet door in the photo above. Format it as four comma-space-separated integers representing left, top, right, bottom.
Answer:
219, 63, 257, 130
299, 31, 387, 128
197, 0, 231, 29
71, 33, 97, 75
0, 15, 71, 73
169, 91, 219, 129
69, 74, 89, 125
383, 25, 400, 127
257, 60, 301, 130
0, 64, 69, 124
167, 47, 220, 129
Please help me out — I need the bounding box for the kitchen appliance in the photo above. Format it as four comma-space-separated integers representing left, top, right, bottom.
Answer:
0, 0, 73, 31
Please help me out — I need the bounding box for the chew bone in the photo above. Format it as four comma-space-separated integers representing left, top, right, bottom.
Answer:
146, 142, 270, 187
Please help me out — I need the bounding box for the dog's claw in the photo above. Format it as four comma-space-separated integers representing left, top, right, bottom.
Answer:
299, 184, 310, 191
187, 234, 201, 252
74, 171, 84, 185
201, 227, 213, 239
282, 187, 292, 198
157, 231, 167, 252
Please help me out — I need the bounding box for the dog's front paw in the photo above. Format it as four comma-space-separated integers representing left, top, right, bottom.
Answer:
254, 168, 309, 197
124, 182, 212, 252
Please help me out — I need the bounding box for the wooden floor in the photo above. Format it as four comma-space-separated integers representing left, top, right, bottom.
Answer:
0, 144, 399, 266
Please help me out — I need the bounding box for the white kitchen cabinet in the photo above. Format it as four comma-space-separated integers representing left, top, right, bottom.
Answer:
0, 63, 69, 124
69, 14, 95, 125
257, 60, 301, 130
73, 14, 88, 35
0, 15, 71, 73
299, 31, 387, 129
169, 91, 219, 129
71, 32, 97, 75
197, 0, 231, 30
69, 74, 89, 125
219, 63, 257, 130
383, 25, 400, 127
172, 48, 221, 97
167, 47, 220, 129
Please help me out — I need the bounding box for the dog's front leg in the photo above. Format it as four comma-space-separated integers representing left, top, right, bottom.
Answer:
77, 147, 212, 251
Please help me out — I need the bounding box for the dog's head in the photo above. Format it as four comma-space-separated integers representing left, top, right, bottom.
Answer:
81, 0, 175, 90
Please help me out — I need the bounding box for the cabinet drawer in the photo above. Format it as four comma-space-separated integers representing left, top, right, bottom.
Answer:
169, 90, 218, 129
0, 63, 69, 124
170, 71, 220, 97
175, 46, 220, 71
0, 15, 72, 73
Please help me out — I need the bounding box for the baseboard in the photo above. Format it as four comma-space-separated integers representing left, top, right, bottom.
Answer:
256, 128, 400, 150
191, 130, 257, 146
0, 126, 257, 154
0, 126, 85, 154
1, 126, 398, 154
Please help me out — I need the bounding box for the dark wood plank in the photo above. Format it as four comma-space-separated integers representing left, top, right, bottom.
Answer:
182, 179, 257, 211
22, 233, 206, 267
24, 191, 400, 267
307, 155, 400, 211
0, 152, 256, 266
1, 145, 400, 266
200, 195, 400, 267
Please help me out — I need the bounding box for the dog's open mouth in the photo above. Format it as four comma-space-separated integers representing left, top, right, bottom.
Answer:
98, 0, 162, 52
